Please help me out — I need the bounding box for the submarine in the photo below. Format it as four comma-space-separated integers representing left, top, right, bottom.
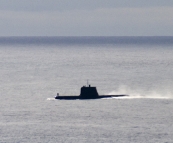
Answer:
55, 84, 128, 100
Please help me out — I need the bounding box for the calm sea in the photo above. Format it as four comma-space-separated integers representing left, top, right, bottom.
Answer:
0, 36, 173, 142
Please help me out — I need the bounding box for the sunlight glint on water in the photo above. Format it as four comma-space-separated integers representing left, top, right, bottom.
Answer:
0, 37, 173, 143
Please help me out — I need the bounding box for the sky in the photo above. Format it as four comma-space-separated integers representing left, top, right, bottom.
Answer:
0, 0, 173, 36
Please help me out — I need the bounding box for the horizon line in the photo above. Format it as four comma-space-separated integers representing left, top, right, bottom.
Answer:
0, 36, 173, 38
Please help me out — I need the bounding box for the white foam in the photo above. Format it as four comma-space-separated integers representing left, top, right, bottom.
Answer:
46, 98, 56, 101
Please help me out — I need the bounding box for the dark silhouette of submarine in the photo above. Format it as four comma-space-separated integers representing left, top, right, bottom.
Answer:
55, 84, 128, 100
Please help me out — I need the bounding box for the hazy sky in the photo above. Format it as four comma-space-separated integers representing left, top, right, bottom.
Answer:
0, 0, 173, 36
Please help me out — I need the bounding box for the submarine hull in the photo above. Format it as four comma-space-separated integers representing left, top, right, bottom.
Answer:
55, 84, 129, 100
55, 94, 128, 100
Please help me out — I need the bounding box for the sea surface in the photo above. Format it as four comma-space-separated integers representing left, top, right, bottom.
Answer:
0, 36, 173, 143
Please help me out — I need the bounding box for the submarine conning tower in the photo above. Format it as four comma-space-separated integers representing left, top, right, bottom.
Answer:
80, 85, 99, 99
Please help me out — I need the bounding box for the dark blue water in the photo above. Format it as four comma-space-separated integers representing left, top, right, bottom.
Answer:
0, 36, 173, 142
0, 36, 173, 45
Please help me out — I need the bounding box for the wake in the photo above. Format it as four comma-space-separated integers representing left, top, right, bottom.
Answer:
107, 86, 173, 100
111, 95, 172, 99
